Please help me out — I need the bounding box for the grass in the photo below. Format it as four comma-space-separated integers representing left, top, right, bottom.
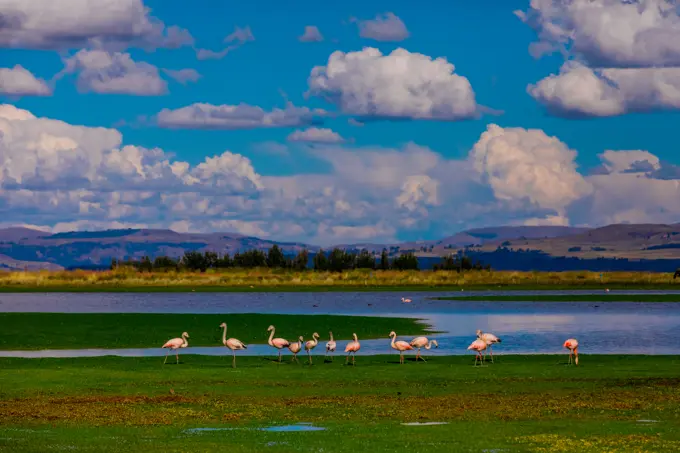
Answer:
435, 294, 680, 302
0, 313, 433, 350
0, 355, 679, 452
0, 268, 679, 292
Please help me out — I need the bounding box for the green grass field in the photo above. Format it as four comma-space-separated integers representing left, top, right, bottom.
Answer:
434, 294, 680, 302
0, 355, 679, 452
0, 313, 433, 350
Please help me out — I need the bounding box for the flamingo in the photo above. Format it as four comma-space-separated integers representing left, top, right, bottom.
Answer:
564, 338, 579, 365
162, 332, 189, 364
345, 333, 360, 365
267, 325, 290, 362
389, 331, 413, 364
401, 297, 412, 303
476, 329, 502, 363
219, 322, 247, 368
304, 332, 319, 364
325, 331, 336, 361
288, 336, 304, 363
467, 338, 487, 367
409, 336, 439, 362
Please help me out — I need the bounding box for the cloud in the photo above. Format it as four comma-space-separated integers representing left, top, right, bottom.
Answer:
516, 0, 680, 67
0, 103, 262, 196
287, 127, 345, 144
0, 65, 51, 96
355, 12, 409, 42
162, 68, 201, 85
0, 0, 193, 50
529, 61, 680, 117
299, 25, 323, 42
5, 103, 680, 244
308, 47, 479, 121
59, 49, 167, 95
195, 26, 254, 60
156, 102, 326, 130
469, 124, 593, 216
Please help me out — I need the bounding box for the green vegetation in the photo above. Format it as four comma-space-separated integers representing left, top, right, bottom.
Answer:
1, 268, 680, 292
0, 313, 432, 350
435, 294, 680, 302
1, 355, 679, 452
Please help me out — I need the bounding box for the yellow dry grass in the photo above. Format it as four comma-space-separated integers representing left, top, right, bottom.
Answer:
0, 268, 677, 290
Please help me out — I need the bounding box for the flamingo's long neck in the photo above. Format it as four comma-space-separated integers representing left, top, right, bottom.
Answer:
181, 333, 188, 347
222, 325, 227, 344
425, 341, 432, 350
390, 334, 396, 348
353, 334, 358, 342
329, 332, 334, 342
268, 328, 275, 346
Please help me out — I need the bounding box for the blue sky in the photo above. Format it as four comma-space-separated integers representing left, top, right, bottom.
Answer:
2, 0, 680, 244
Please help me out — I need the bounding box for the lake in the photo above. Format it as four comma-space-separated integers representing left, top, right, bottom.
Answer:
1, 290, 679, 357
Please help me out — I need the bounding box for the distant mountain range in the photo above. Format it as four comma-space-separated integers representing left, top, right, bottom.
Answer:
1, 223, 680, 271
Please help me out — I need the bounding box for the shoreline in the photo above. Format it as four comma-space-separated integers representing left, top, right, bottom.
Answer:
1, 283, 680, 292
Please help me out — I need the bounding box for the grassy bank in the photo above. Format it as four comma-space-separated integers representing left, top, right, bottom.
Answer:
0, 313, 432, 350
0, 355, 679, 452
435, 294, 680, 302
0, 268, 679, 292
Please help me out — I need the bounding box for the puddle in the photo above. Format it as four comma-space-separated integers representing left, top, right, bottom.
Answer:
259, 423, 325, 432
401, 422, 449, 426
637, 419, 659, 423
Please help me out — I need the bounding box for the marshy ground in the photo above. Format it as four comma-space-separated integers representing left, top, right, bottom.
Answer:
1, 355, 679, 452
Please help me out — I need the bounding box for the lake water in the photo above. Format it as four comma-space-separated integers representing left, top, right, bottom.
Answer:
1, 290, 680, 357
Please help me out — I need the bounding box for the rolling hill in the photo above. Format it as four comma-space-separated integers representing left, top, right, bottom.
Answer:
0, 223, 679, 271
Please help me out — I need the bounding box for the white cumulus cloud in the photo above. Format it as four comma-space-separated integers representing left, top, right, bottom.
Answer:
287, 127, 345, 143
0, 0, 193, 50
308, 47, 479, 121
60, 49, 167, 95
157, 102, 325, 130
299, 26, 324, 42
355, 12, 409, 42
0, 65, 51, 96
529, 61, 680, 117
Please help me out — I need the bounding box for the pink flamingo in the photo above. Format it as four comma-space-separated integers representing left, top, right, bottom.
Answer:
467, 338, 487, 367
267, 325, 290, 362
219, 322, 247, 368
476, 329, 502, 363
304, 332, 319, 364
409, 336, 439, 362
389, 331, 413, 364
401, 297, 412, 303
162, 332, 189, 364
345, 333, 360, 365
564, 338, 579, 365
288, 336, 304, 363
325, 331, 336, 361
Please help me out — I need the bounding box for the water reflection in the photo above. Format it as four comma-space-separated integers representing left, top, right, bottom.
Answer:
1, 291, 679, 356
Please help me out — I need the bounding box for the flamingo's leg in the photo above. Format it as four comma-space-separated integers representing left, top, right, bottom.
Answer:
175, 351, 179, 364
489, 346, 494, 363
278, 350, 282, 362
163, 349, 169, 364
232, 350, 236, 368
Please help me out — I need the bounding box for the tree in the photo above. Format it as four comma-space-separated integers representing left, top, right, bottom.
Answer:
153, 256, 178, 271
215, 253, 232, 268
313, 249, 328, 271
390, 252, 419, 271
266, 244, 287, 268
328, 248, 356, 272
380, 248, 390, 270
138, 256, 153, 272
204, 251, 218, 269
183, 250, 207, 272
292, 249, 309, 271
356, 250, 376, 269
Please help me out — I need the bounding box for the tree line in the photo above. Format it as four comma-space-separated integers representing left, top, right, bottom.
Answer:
112, 245, 488, 273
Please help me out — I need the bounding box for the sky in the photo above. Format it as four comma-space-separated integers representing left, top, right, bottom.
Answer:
2, 0, 680, 245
